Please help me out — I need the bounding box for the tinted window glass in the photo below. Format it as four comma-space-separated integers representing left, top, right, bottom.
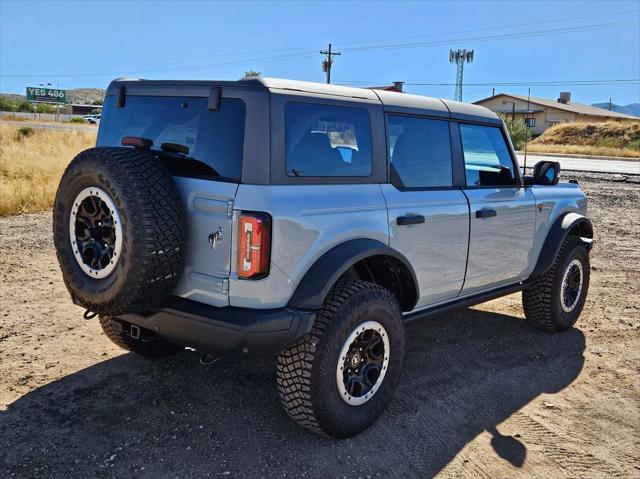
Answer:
459, 124, 516, 187
387, 115, 452, 188
285, 102, 372, 177
98, 96, 245, 181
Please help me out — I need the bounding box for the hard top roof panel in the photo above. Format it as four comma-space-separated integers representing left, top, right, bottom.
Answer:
105, 77, 500, 123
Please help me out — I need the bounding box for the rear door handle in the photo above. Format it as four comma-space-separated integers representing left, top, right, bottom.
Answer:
397, 215, 425, 226
476, 209, 497, 219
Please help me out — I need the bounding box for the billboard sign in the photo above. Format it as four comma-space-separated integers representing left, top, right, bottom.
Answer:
26, 87, 66, 104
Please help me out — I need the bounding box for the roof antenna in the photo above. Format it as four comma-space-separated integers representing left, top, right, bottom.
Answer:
523, 87, 531, 177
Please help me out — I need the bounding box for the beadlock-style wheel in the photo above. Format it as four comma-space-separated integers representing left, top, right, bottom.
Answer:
560, 258, 583, 313
69, 186, 123, 279
523, 235, 590, 332
336, 321, 390, 406
277, 279, 405, 437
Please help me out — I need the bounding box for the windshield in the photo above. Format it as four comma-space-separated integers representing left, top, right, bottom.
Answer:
98, 95, 245, 181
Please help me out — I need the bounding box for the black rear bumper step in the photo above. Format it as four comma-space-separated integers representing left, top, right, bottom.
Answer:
116, 297, 316, 356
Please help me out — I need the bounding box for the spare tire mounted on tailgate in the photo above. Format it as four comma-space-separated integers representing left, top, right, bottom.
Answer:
53, 147, 186, 315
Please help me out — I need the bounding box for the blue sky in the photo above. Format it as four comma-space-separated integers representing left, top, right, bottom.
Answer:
1, 0, 639, 105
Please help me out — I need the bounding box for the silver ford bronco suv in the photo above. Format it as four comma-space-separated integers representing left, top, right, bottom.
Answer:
53, 77, 593, 438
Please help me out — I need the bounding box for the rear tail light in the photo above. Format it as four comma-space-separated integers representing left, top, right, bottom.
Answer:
237, 212, 271, 279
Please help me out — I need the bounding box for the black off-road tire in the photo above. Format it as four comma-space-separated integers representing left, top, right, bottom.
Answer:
53, 147, 186, 316
99, 316, 183, 358
523, 235, 590, 332
277, 279, 405, 438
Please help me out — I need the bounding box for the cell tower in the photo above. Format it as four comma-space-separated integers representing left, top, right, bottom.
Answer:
449, 49, 474, 102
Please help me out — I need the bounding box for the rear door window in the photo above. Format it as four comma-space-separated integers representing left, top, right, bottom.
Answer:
98, 96, 245, 181
285, 102, 372, 177
387, 115, 453, 188
459, 124, 517, 187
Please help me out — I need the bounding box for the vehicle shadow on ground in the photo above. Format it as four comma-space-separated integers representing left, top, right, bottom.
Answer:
0, 307, 585, 479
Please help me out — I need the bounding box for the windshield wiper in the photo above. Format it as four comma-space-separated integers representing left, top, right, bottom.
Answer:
122, 136, 153, 149
156, 144, 220, 178
121, 138, 220, 178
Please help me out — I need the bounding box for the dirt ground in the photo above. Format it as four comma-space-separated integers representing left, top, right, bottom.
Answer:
1, 173, 638, 478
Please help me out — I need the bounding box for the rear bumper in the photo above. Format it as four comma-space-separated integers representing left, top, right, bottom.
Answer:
116, 297, 316, 356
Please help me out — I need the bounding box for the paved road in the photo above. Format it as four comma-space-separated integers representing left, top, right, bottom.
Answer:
0, 119, 96, 133
518, 153, 639, 175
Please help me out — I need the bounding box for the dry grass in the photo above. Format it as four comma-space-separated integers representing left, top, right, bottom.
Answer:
0, 124, 96, 216
530, 121, 640, 158
1, 115, 29, 122
526, 143, 640, 158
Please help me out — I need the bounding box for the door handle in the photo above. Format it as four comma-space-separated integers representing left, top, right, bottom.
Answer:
397, 215, 425, 226
476, 209, 497, 219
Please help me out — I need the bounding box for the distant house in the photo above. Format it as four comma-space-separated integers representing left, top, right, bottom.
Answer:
473, 92, 638, 135
70, 104, 102, 115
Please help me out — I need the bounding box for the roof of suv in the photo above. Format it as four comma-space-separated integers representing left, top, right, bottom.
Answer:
106, 76, 500, 123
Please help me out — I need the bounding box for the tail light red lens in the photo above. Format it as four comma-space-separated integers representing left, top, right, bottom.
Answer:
237, 212, 271, 279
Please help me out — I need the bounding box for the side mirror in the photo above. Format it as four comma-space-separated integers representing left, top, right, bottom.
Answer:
525, 161, 560, 186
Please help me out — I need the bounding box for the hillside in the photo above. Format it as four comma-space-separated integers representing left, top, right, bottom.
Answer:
591, 102, 640, 118
529, 120, 640, 158
1, 88, 105, 105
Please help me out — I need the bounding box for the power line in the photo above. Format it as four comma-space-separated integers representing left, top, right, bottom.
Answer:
0, 45, 323, 69
332, 9, 640, 50
339, 22, 634, 53
4, 8, 637, 69
1, 18, 636, 79
0, 51, 320, 78
338, 79, 640, 86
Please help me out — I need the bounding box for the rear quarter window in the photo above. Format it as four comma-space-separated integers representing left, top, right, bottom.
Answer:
98, 96, 245, 181
285, 102, 372, 177
387, 115, 453, 188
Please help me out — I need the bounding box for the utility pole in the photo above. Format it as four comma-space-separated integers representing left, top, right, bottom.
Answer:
609, 98, 613, 111
320, 43, 341, 84
449, 49, 474, 102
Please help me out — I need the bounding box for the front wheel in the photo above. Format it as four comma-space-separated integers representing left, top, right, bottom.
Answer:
277, 279, 405, 438
523, 235, 590, 332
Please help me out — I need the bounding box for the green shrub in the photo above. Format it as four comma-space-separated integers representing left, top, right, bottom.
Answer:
16, 127, 35, 139
0, 97, 18, 112
17, 101, 35, 113
69, 117, 86, 124
499, 114, 530, 150
36, 103, 56, 113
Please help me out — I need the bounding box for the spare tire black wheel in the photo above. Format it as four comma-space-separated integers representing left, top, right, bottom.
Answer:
53, 147, 186, 315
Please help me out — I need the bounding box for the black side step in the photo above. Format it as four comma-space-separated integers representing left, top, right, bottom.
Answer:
404, 282, 524, 323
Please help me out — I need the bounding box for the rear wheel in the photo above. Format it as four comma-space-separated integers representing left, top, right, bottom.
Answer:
523, 235, 590, 332
277, 279, 405, 438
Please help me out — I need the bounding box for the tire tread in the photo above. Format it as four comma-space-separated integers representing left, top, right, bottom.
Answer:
277, 279, 400, 436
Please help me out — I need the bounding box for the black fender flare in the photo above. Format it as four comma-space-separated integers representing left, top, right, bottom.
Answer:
287, 238, 419, 311
532, 212, 593, 277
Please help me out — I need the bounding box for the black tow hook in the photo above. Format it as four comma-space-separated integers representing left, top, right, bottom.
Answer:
199, 353, 219, 366
83, 309, 98, 320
